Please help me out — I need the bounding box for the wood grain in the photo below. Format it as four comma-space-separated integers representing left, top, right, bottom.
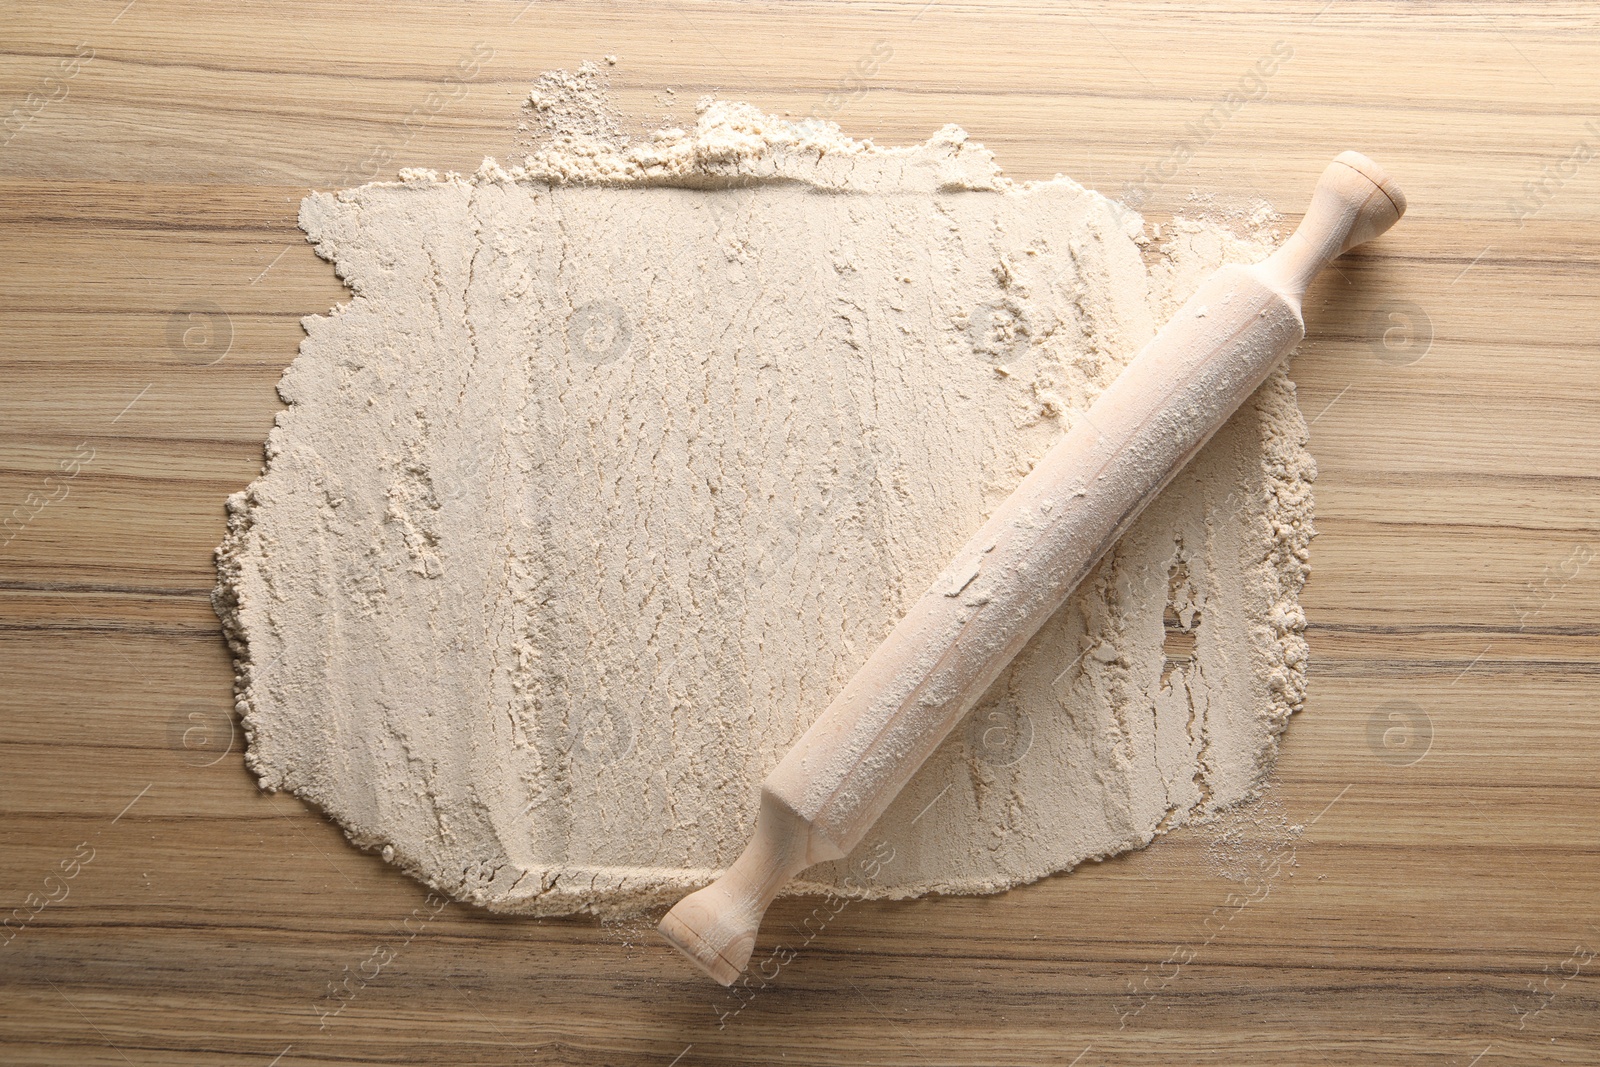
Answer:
2, 1, 1597, 1064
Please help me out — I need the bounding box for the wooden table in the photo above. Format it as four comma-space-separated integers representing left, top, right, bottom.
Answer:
3, 2, 1597, 1063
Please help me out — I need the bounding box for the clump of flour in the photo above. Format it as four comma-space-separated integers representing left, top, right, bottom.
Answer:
213, 75, 1315, 916
515, 60, 623, 153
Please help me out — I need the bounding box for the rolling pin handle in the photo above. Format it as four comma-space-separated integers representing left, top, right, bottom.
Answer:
658, 791, 835, 986
1261, 151, 1407, 303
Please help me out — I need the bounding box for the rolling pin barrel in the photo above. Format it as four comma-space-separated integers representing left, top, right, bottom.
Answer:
659, 152, 1405, 985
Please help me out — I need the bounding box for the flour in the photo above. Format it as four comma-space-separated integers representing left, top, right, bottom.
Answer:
515, 60, 623, 152
213, 77, 1315, 916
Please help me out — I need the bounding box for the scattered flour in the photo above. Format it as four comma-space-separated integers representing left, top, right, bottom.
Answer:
213, 75, 1316, 916
516, 60, 624, 152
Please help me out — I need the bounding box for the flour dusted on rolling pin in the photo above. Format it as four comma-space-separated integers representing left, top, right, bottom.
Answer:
213, 65, 1315, 916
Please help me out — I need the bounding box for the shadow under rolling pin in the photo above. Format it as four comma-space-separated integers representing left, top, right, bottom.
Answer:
658, 151, 1406, 985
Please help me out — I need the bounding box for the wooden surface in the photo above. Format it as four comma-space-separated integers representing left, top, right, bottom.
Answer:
2, 2, 1597, 1064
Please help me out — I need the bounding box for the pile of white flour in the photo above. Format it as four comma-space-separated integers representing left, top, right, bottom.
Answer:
214, 79, 1315, 915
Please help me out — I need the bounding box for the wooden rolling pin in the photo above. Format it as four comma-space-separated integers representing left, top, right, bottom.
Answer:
658, 152, 1405, 985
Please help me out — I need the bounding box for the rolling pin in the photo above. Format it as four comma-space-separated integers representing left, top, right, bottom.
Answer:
658, 152, 1405, 984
